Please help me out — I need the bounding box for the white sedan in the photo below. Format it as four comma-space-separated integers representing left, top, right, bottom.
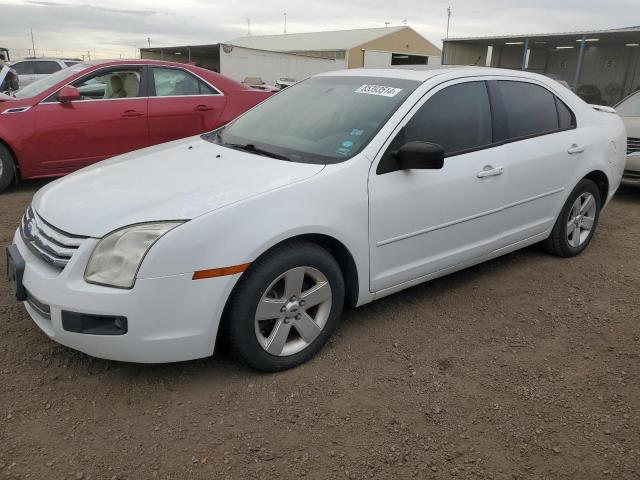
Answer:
6, 67, 626, 371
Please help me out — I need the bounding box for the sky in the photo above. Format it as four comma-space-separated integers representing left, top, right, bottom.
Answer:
0, 0, 638, 59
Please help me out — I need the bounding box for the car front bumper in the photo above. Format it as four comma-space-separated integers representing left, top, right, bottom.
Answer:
12, 230, 236, 363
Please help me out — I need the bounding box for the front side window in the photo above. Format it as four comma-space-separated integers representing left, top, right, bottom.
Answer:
497, 81, 563, 139
12, 61, 35, 75
378, 81, 492, 173
616, 91, 640, 117
34, 61, 62, 75
152, 68, 216, 96
207, 76, 420, 164
72, 68, 143, 100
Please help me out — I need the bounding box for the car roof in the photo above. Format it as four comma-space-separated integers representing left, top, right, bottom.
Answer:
314, 66, 552, 83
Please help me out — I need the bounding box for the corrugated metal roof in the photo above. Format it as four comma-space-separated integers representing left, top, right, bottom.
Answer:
446, 26, 640, 42
227, 26, 409, 52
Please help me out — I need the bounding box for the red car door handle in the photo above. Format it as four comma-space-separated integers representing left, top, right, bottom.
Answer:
194, 105, 215, 112
122, 110, 144, 117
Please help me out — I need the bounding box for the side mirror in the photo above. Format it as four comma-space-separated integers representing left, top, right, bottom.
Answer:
58, 85, 81, 103
394, 141, 445, 170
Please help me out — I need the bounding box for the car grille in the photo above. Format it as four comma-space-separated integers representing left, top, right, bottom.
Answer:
20, 207, 87, 269
628, 137, 640, 155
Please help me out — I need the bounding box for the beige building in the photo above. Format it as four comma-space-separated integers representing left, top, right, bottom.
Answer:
227, 26, 441, 69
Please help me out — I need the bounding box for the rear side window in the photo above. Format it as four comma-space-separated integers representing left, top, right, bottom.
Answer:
496, 81, 573, 139
34, 61, 62, 75
556, 97, 576, 129
12, 61, 35, 75
152, 68, 217, 96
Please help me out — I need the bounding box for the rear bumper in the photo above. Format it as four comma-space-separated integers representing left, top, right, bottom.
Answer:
13, 230, 237, 363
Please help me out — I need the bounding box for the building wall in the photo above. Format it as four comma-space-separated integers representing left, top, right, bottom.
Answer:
141, 50, 220, 71
348, 28, 441, 68
219, 45, 347, 85
446, 40, 640, 105
362, 50, 441, 68
443, 42, 486, 66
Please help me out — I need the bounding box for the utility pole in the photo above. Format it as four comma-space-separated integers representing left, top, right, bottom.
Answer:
384, 22, 390, 27
283, 12, 287, 34
30, 28, 36, 57
446, 6, 451, 39
147, 37, 151, 48
247, 18, 251, 35
87, 50, 91, 60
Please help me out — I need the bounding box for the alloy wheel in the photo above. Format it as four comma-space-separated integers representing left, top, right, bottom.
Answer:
254, 266, 332, 357
566, 192, 596, 248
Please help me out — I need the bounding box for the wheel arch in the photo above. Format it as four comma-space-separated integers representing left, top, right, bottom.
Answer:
0, 137, 20, 180
224, 233, 360, 314
583, 170, 609, 204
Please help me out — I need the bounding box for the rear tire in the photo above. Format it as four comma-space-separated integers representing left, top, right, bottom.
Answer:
542, 178, 601, 257
223, 241, 345, 372
0, 144, 16, 193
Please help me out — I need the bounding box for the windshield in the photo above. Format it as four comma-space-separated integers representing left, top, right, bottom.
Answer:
205, 76, 419, 164
616, 91, 640, 117
14, 63, 89, 99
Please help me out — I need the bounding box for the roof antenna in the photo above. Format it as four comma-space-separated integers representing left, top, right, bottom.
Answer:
283, 12, 287, 34
446, 6, 452, 39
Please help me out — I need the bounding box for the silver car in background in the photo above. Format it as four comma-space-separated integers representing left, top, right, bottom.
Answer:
616, 90, 640, 184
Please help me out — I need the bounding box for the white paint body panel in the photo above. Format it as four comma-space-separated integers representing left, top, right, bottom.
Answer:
14, 67, 625, 363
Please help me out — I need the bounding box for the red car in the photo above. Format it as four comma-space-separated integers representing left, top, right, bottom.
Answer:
0, 60, 273, 192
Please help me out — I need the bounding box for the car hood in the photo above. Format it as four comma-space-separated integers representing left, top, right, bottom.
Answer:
32, 136, 325, 237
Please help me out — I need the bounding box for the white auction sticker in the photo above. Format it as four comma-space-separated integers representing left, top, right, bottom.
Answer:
354, 84, 403, 97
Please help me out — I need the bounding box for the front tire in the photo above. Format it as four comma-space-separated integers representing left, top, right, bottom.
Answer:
223, 241, 345, 372
0, 144, 16, 193
542, 178, 601, 257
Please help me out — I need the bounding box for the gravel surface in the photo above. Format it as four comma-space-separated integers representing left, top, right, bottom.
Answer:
1, 181, 639, 480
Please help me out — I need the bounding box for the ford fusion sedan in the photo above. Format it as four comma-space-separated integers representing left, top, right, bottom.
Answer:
614, 89, 640, 184
0, 59, 272, 192
6, 68, 625, 371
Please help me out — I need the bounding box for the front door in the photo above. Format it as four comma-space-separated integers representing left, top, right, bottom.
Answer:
34, 66, 150, 173
369, 80, 505, 292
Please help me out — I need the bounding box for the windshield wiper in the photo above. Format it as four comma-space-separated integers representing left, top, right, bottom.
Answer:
224, 143, 291, 161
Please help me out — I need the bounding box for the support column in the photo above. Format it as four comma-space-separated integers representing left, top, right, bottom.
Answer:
521, 38, 529, 70
573, 35, 587, 92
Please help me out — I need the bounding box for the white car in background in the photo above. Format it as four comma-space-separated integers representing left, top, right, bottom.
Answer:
10, 57, 81, 87
615, 90, 640, 184
6, 67, 625, 372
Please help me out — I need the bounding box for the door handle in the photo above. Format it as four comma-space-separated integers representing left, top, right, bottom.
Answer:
477, 165, 504, 178
122, 110, 144, 118
194, 105, 215, 111
567, 144, 585, 155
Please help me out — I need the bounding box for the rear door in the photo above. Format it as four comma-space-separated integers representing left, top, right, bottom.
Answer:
147, 66, 226, 145
487, 79, 580, 249
33, 65, 150, 173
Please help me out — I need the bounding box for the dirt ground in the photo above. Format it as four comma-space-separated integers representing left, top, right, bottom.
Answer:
0, 180, 639, 480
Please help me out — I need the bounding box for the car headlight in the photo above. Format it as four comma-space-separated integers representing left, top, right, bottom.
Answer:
84, 221, 184, 289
